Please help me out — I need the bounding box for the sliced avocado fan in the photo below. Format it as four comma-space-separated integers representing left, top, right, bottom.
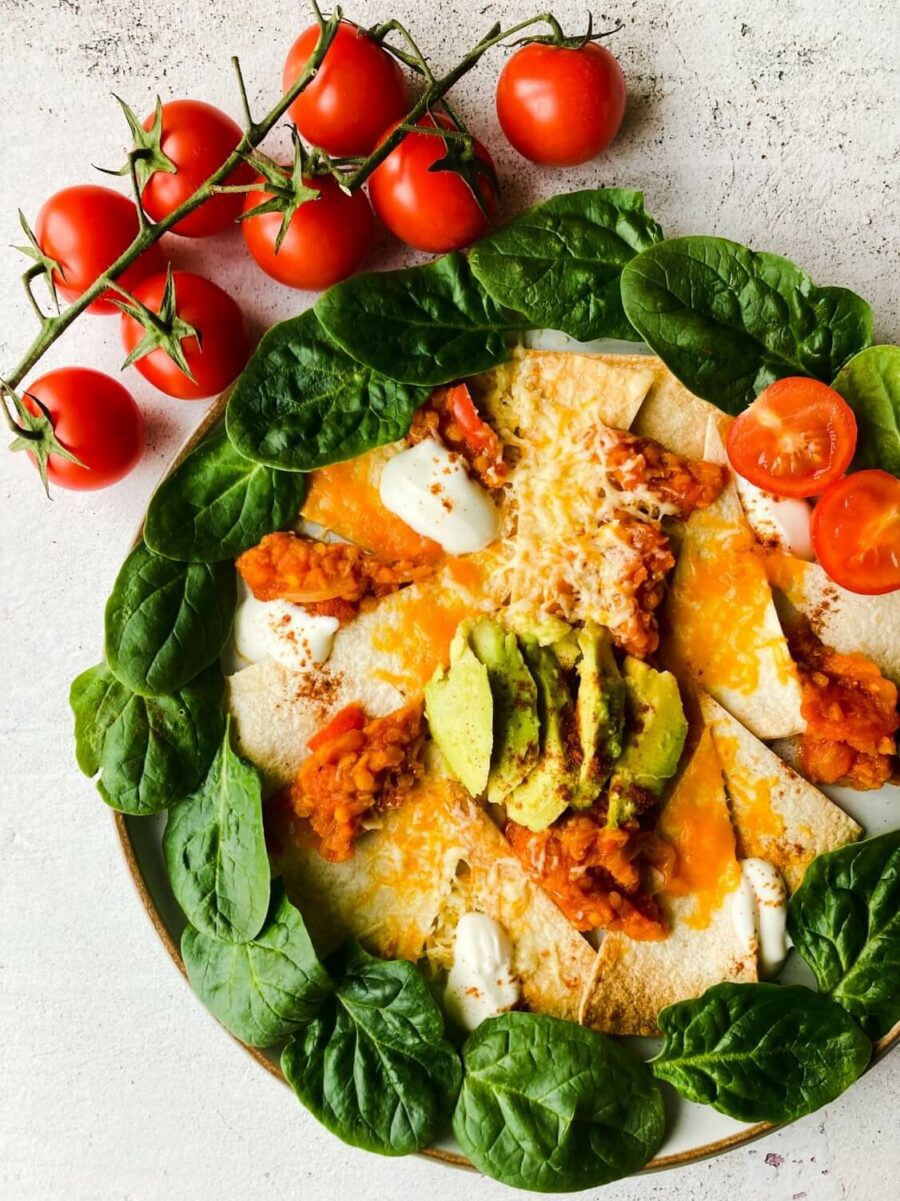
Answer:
572, 623, 626, 809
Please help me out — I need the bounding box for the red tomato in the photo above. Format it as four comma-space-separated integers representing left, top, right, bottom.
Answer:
241, 173, 374, 290
139, 99, 253, 237
283, 21, 407, 156
34, 186, 165, 315
23, 368, 144, 490
444, 383, 494, 451
369, 114, 497, 253
307, 703, 367, 751
120, 271, 249, 400
726, 378, 858, 498
496, 41, 626, 166
811, 470, 900, 595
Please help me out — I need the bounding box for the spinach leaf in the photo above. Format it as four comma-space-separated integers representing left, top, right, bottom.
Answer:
226, 309, 427, 470
453, 1012, 665, 1192
470, 188, 663, 342
282, 942, 461, 1156
315, 253, 521, 386
182, 879, 334, 1047
163, 719, 269, 943
104, 541, 236, 697
69, 662, 131, 777
832, 345, 900, 476
144, 432, 308, 563
97, 662, 225, 815
620, 236, 874, 413
652, 982, 871, 1123
788, 831, 900, 1039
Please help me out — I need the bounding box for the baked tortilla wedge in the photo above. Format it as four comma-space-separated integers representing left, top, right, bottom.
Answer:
631, 359, 722, 458
579, 729, 757, 1036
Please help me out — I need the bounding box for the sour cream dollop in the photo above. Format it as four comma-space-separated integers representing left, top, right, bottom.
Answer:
731, 858, 790, 978
735, 476, 814, 560
444, 912, 520, 1032
379, 438, 499, 555
234, 594, 339, 674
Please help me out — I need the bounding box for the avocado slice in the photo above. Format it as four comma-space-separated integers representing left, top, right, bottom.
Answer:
505, 642, 579, 832
425, 644, 493, 796
606, 657, 688, 826
572, 623, 626, 809
466, 618, 541, 804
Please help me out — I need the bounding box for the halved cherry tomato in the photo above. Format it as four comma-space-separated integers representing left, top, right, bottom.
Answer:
307, 703, 367, 751
726, 378, 858, 498
444, 384, 494, 451
284, 21, 407, 156
811, 469, 900, 595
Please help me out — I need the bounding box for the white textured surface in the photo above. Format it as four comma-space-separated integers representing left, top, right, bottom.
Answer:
0, 1, 898, 1198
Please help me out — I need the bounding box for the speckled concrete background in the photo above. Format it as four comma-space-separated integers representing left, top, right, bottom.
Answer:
0, 2, 898, 1198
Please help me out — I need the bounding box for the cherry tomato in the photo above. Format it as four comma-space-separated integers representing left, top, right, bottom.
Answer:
726, 378, 858, 498
369, 113, 497, 253
139, 99, 253, 237
284, 20, 407, 156
496, 41, 626, 167
34, 186, 165, 315
241, 173, 374, 290
23, 368, 144, 490
811, 470, 900, 595
120, 271, 249, 400
444, 383, 494, 451
307, 703, 367, 751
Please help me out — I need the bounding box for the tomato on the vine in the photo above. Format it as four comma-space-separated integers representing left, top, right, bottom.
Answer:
120, 271, 249, 400
137, 99, 253, 237
284, 20, 407, 156
241, 173, 374, 291
34, 186, 165, 315
368, 113, 497, 253
811, 470, 900, 596
497, 40, 626, 166
23, 368, 144, 490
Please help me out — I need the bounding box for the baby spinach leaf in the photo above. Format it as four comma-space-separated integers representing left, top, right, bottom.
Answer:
788, 831, 900, 1040
163, 719, 269, 943
315, 253, 521, 386
226, 310, 427, 470
282, 942, 461, 1156
621, 236, 873, 413
96, 662, 225, 815
182, 879, 334, 1047
832, 345, 900, 476
470, 188, 663, 342
453, 1012, 665, 1192
104, 542, 236, 697
144, 433, 308, 563
652, 982, 871, 1123
69, 662, 131, 777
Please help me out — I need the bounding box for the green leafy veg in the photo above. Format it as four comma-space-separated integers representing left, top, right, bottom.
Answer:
226, 309, 428, 470
282, 942, 461, 1156
652, 982, 871, 1123
470, 188, 663, 342
104, 542, 236, 697
453, 1012, 665, 1192
182, 879, 333, 1047
69, 662, 131, 777
144, 432, 308, 563
832, 345, 900, 476
315, 252, 522, 386
788, 831, 900, 1040
620, 236, 873, 412
163, 720, 269, 943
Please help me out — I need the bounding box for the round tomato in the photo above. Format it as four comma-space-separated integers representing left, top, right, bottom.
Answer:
284, 21, 407, 156
34, 185, 165, 315
726, 378, 858, 498
139, 99, 253, 237
120, 271, 249, 400
369, 113, 497, 253
496, 41, 626, 166
23, 368, 144, 490
241, 173, 373, 290
811, 470, 900, 595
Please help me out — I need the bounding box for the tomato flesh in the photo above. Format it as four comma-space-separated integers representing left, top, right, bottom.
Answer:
811, 469, 900, 595
726, 377, 858, 498
307, 703, 367, 751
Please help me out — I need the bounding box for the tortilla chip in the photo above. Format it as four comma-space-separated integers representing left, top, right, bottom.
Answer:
662, 418, 805, 740
632, 362, 725, 457
699, 691, 862, 890
579, 730, 757, 1036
